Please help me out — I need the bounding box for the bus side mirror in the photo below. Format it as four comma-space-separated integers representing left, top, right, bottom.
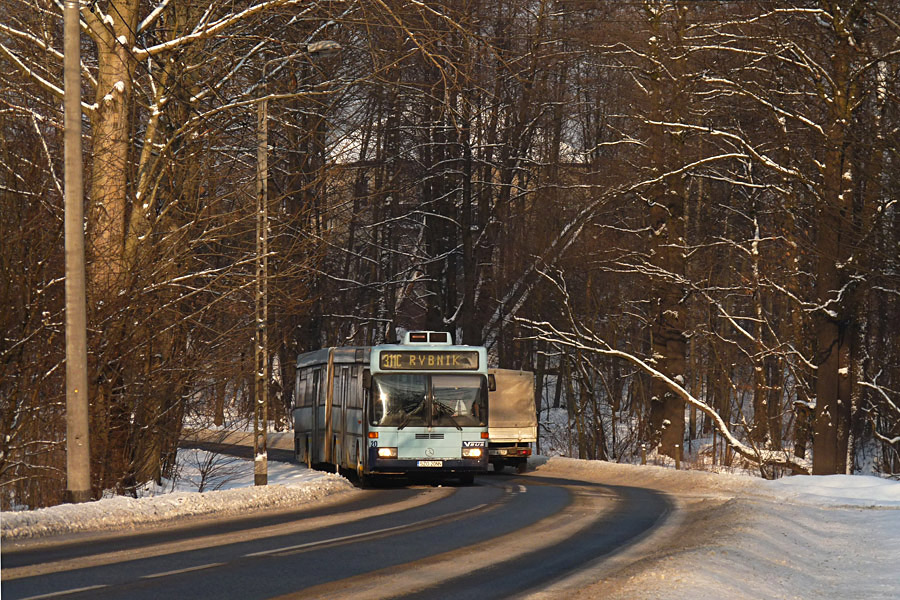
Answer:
363, 369, 372, 389
488, 374, 496, 392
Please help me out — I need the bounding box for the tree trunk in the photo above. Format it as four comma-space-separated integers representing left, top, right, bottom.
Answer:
813, 18, 857, 475
645, 2, 688, 459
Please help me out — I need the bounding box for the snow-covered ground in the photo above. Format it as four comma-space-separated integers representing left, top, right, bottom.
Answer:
1, 449, 353, 540
531, 458, 900, 600
2, 452, 899, 600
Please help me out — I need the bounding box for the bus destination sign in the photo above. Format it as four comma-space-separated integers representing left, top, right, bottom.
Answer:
380, 350, 479, 371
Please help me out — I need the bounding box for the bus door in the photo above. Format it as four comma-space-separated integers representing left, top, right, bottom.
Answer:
293, 370, 306, 462
336, 365, 350, 467
359, 368, 371, 471
339, 365, 365, 470
295, 367, 320, 466
317, 364, 329, 464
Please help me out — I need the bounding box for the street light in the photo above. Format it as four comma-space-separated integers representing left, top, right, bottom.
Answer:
254, 40, 341, 486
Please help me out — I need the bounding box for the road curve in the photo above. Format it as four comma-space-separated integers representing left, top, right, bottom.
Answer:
2, 472, 672, 600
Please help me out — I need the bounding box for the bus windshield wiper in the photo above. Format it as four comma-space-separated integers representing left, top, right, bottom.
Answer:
435, 403, 463, 431
398, 402, 423, 430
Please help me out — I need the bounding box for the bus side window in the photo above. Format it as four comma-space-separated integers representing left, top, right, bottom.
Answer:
362, 369, 371, 418
295, 372, 308, 408
320, 368, 330, 406
340, 367, 350, 406
331, 368, 341, 406
309, 369, 320, 407
348, 365, 360, 409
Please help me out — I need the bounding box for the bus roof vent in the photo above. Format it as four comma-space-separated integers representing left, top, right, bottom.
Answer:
403, 331, 452, 345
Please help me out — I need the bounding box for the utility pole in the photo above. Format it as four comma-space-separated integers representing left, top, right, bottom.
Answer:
64, 0, 91, 503
254, 92, 269, 487
252, 40, 340, 486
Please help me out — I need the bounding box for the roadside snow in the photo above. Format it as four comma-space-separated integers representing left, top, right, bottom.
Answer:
533, 458, 900, 600
1, 450, 353, 540
760, 472, 900, 507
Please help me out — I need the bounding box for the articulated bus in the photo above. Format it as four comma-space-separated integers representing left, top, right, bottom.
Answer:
293, 331, 490, 484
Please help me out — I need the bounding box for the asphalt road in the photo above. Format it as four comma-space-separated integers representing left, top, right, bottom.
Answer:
2, 471, 672, 600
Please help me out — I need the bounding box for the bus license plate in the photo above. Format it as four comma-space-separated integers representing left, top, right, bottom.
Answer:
417, 460, 443, 467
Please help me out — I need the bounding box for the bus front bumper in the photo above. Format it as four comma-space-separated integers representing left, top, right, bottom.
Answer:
368, 456, 487, 474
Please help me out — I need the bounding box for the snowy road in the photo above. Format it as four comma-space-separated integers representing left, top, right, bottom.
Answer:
2, 473, 670, 599
3, 455, 899, 599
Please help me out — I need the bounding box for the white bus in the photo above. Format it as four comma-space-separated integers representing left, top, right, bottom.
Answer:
293, 331, 490, 484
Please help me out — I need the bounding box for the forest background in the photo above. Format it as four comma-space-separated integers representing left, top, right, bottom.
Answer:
1, 0, 898, 509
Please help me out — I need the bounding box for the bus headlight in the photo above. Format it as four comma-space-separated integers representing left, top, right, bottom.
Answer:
462, 447, 483, 459
377, 447, 398, 459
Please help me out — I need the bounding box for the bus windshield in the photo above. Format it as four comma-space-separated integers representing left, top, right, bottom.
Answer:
370, 374, 487, 428
431, 374, 487, 427
371, 374, 428, 427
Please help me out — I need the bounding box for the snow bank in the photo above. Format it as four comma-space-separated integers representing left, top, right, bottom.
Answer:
536, 455, 757, 497
1, 455, 354, 540
536, 456, 900, 508
759, 473, 900, 507
531, 457, 900, 600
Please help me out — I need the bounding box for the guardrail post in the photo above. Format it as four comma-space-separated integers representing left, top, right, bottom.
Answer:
641, 443, 647, 465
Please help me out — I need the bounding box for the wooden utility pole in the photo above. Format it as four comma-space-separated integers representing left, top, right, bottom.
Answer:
254, 95, 269, 486
64, 0, 91, 503
252, 41, 341, 486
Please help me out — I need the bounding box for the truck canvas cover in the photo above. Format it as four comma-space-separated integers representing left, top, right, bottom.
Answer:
488, 369, 537, 442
